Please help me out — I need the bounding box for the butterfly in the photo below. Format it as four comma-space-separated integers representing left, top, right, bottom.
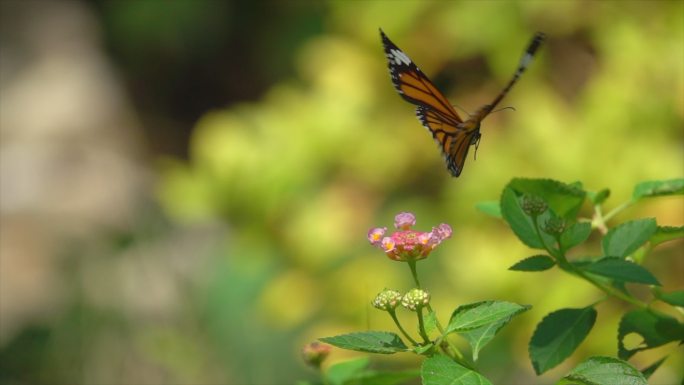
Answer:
380, 29, 545, 177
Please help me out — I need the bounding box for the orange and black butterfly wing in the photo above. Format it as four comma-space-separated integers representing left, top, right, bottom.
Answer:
416, 106, 480, 177
381, 29, 477, 176
380, 29, 463, 124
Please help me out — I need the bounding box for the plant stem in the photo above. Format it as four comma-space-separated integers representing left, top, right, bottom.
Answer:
571, 268, 648, 308
406, 260, 470, 368
532, 214, 648, 308
408, 260, 422, 288
388, 310, 419, 346
602, 199, 635, 223
531, 216, 562, 261
416, 307, 431, 344
591, 205, 609, 235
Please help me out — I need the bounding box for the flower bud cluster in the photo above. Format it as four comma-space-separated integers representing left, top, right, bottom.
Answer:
372, 288, 431, 312
301, 342, 331, 368
401, 288, 430, 311
543, 217, 566, 235
522, 195, 548, 216
371, 289, 402, 311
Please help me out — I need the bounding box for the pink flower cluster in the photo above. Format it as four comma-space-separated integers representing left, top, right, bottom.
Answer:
368, 212, 452, 262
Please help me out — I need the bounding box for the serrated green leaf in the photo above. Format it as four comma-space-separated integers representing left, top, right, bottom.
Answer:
640, 357, 667, 379
602, 218, 657, 258
500, 187, 554, 249
653, 289, 684, 307
560, 222, 592, 250
580, 257, 660, 285
529, 307, 597, 374
508, 178, 586, 219
569, 258, 595, 269
650, 226, 684, 247
458, 303, 530, 361
618, 309, 684, 360
320, 332, 408, 354
447, 301, 531, 334
559, 356, 647, 385
632, 178, 684, 199
475, 201, 502, 218
587, 189, 611, 205
421, 355, 492, 385
509, 255, 556, 272
326, 357, 369, 385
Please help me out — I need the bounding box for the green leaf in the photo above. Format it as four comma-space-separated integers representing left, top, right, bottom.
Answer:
446, 301, 531, 334
353, 369, 420, 385
559, 222, 592, 250
326, 357, 369, 385
509, 255, 556, 272
618, 309, 684, 360
587, 188, 610, 205
558, 356, 647, 385
529, 307, 597, 374
640, 357, 667, 379
602, 218, 657, 258
475, 201, 501, 218
632, 178, 684, 199
653, 289, 684, 307
500, 187, 552, 249
580, 257, 661, 285
508, 178, 586, 219
325, 357, 419, 385
319, 332, 408, 354
457, 303, 530, 361
421, 355, 492, 385
650, 225, 684, 247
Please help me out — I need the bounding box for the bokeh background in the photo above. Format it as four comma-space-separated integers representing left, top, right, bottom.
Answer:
1, 1, 682, 384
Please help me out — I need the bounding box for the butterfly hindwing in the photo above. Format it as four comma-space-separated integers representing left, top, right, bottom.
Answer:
416, 106, 478, 177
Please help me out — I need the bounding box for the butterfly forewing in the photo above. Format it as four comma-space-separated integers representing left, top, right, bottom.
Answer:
380, 30, 463, 122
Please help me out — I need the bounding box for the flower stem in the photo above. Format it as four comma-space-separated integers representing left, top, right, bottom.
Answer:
416, 308, 431, 344
531, 215, 562, 260
532, 215, 648, 308
408, 260, 422, 288
406, 260, 470, 368
602, 199, 634, 223
388, 310, 419, 346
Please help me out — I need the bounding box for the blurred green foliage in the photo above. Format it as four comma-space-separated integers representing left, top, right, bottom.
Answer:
155, 1, 683, 383
2, 1, 682, 384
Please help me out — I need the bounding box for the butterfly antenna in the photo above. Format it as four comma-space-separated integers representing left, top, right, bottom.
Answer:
451, 103, 472, 117
491, 106, 517, 114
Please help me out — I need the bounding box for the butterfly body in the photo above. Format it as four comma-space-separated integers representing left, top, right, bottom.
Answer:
380, 29, 545, 177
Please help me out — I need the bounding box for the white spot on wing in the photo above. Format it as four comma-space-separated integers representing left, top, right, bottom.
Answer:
390, 49, 412, 66
519, 53, 532, 69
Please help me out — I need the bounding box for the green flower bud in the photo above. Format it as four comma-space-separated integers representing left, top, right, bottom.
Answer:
372, 289, 402, 311
401, 288, 430, 311
543, 217, 566, 235
522, 195, 548, 216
